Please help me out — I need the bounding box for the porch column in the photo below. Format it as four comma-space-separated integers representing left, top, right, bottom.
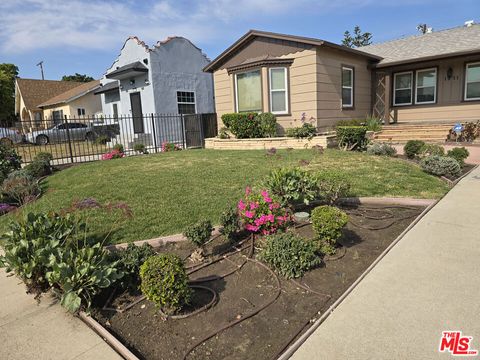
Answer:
384, 72, 391, 125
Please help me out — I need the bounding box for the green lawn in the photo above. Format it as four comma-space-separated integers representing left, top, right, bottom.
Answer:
0, 149, 449, 244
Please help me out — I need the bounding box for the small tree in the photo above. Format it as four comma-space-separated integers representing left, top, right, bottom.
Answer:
342, 26, 372, 48
61, 73, 94, 82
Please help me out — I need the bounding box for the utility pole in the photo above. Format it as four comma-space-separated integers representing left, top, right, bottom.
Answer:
36, 61, 45, 80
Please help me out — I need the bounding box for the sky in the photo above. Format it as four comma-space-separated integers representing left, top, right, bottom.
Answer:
0, 0, 479, 80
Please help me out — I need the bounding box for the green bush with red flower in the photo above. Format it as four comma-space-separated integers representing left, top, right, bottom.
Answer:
237, 187, 289, 235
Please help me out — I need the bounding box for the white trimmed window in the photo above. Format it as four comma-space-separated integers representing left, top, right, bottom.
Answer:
177, 91, 196, 114
393, 71, 413, 106
465, 62, 480, 101
342, 66, 354, 108
269, 67, 288, 114
77, 108, 86, 116
415, 68, 437, 104
235, 70, 262, 112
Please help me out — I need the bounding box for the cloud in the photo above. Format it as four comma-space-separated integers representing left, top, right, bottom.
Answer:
0, 0, 438, 54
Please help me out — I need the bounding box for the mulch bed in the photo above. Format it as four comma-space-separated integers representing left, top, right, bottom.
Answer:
92, 204, 424, 360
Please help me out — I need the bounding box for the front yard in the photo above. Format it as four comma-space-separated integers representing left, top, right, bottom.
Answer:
0, 148, 448, 244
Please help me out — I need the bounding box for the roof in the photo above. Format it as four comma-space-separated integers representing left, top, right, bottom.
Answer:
16, 78, 83, 111
93, 81, 119, 95
38, 80, 100, 107
204, 29, 382, 72
105, 61, 148, 79
359, 24, 480, 67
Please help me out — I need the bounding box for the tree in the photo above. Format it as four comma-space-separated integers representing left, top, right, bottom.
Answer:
0, 63, 19, 125
342, 26, 372, 48
61, 73, 94, 82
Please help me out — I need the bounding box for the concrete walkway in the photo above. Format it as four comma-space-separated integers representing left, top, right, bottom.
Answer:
291, 166, 480, 359
0, 269, 121, 360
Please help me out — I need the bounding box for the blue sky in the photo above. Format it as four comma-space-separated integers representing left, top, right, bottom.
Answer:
0, 0, 478, 80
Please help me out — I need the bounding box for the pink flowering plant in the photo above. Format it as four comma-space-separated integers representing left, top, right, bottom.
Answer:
101, 149, 124, 160
238, 187, 290, 235
162, 142, 181, 152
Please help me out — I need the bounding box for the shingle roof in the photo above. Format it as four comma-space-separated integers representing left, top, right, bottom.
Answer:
38, 80, 100, 107
16, 78, 83, 111
359, 24, 480, 67
93, 81, 119, 95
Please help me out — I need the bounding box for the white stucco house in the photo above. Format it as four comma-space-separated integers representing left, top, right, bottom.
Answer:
94, 36, 215, 147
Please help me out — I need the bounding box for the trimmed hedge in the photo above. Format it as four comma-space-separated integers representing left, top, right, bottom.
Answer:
403, 140, 425, 159
311, 205, 348, 255
336, 126, 368, 151
221, 112, 276, 138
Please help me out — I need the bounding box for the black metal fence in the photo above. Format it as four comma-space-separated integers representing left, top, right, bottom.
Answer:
4, 113, 217, 164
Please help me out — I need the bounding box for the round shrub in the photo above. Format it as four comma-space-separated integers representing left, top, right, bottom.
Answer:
336, 126, 368, 151
286, 123, 317, 139
113, 143, 124, 153
140, 254, 191, 314
366, 142, 397, 156
420, 155, 461, 178
259, 232, 321, 279
403, 140, 425, 159
256, 112, 277, 137
2, 172, 40, 205
447, 147, 469, 166
0, 145, 22, 183
420, 143, 445, 158
24, 152, 53, 178
183, 219, 213, 248
220, 112, 277, 139
310, 205, 348, 255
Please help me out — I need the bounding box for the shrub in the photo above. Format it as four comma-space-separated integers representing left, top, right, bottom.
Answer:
420, 143, 445, 158
219, 205, 240, 241
316, 172, 351, 205
139, 254, 191, 314
113, 144, 124, 153
24, 152, 53, 178
0, 145, 22, 183
364, 116, 382, 132
2, 172, 41, 205
101, 149, 124, 160
183, 219, 213, 248
310, 206, 348, 255
133, 143, 147, 154
262, 167, 320, 207
110, 243, 156, 291
162, 142, 181, 152
366, 142, 397, 156
447, 147, 469, 166
336, 119, 364, 127
0, 212, 78, 292
221, 112, 277, 139
95, 135, 110, 145
46, 243, 123, 312
238, 187, 289, 235
218, 127, 230, 139
403, 140, 425, 159
286, 123, 317, 139
420, 155, 462, 178
259, 232, 321, 279
336, 126, 368, 151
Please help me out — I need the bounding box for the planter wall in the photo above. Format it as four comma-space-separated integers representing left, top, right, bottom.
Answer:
204, 135, 337, 150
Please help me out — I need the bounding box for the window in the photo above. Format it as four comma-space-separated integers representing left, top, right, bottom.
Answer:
415, 68, 437, 104
177, 91, 196, 114
52, 110, 64, 124
465, 62, 480, 101
393, 72, 413, 106
342, 66, 354, 108
235, 70, 262, 112
77, 108, 86, 116
269, 68, 288, 114
112, 103, 119, 120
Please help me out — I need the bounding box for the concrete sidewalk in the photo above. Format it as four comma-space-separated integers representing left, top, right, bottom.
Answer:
0, 269, 121, 360
291, 166, 480, 359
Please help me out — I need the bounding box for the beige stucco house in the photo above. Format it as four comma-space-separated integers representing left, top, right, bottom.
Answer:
205, 24, 480, 132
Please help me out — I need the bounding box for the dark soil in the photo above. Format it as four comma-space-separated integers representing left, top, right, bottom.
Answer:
93, 205, 423, 360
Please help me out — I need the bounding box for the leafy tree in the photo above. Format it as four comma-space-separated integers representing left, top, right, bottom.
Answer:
342, 26, 372, 48
61, 73, 94, 82
0, 63, 19, 125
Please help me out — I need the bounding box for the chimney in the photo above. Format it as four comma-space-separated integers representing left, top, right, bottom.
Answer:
465, 20, 475, 27
426, 27, 433, 33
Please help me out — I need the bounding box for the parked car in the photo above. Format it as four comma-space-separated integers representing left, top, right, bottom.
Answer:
26, 122, 95, 145
0, 127, 24, 146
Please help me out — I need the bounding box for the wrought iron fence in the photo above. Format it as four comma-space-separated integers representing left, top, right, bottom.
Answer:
4, 113, 217, 165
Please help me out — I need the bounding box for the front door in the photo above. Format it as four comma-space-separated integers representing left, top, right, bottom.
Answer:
130, 92, 144, 133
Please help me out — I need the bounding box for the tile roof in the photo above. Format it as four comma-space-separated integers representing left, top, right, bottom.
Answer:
359, 24, 480, 67
16, 78, 83, 111
38, 80, 100, 107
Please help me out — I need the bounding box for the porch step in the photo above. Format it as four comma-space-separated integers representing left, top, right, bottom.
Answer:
374, 124, 453, 143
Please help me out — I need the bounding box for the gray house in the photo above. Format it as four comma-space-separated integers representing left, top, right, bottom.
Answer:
95, 36, 214, 146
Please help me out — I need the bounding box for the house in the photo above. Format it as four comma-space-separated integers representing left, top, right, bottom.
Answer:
95, 36, 214, 146
360, 23, 480, 124
203, 30, 381, 132
15, 78, 102, 129
37, 80, 101, 122
205, 24, 480, 132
